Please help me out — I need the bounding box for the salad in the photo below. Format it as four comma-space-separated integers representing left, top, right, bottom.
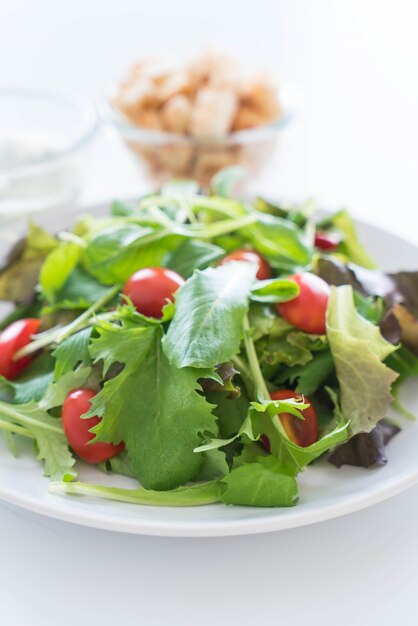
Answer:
0, 173, 417, 509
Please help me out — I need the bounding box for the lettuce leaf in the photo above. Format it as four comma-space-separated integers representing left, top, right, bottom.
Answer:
219, 456, 298, 507
86, 321, 217, 490
163, 262, 257, 368
326, 285, 398, 434
327, 420, 400, 468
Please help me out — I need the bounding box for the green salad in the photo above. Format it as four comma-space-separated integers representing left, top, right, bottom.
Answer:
0, 175, 417, 508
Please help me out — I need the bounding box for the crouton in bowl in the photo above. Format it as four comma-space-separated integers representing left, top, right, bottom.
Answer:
107, 51, 296, 189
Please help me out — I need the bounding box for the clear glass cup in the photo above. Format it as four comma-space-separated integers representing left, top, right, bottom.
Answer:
0, 87, 98, 216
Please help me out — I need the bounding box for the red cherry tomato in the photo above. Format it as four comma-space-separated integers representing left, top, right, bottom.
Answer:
314, 231, 341, 251
123, 267, 185, 318
62, 389, 124, 464
219, 249, 272, 280
277, 272, 330, 335
270, 389, 318, 447
0, 318, 41, 380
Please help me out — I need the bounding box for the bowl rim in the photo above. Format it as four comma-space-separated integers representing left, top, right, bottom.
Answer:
0, 86, 99, 173
102, 83, 300, 146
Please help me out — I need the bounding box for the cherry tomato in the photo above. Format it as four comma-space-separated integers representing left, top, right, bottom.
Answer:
277, 272, 330, 334
314, 230, 341, 251
62, 389, 124, 464
123, 267, 185, 318
270, 389, 318, 447
218, 249, 272, 280
0, 318, 41, 380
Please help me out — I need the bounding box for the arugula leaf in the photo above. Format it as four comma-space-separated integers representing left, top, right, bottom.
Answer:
245, 212, 312, 270
84, 224, 180, 284
326, 285, 398, 434
87, 322, 217, 490
40, 242, 82, 303
40, 366, 92, 411
250, 278, 300, 304
163, 262, 257, 368
219, 456, 298, 507
52, 327, 93, 379
46, 267, 111, 311
194, 413, 257, 453
0, 353, 55, 404
196, 449, 229, 481
164, 239, 224, 278
0, 399, 75, 481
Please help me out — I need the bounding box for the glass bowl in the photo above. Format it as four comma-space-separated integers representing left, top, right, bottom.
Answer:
0, 87, 98, 216
104, 85, 298, 191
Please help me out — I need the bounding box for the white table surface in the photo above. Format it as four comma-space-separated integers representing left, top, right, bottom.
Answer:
1, 1, 418, 624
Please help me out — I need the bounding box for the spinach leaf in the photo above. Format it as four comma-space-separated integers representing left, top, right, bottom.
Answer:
164, 239, 224, 278
163, 262, 257, 368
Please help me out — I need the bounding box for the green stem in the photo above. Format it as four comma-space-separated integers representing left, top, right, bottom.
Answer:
0, 401, 64, 435
231, 355, 254, 395
242, 314, 298, 447
242, 315, 270, 402
191, 213, 257, 239
0, 418, 34, 439
49, 480, 221, 507
15, 284, 121, 359
139, 194, 245, 219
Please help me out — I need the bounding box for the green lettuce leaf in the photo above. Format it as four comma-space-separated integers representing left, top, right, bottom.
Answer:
163, 262, 257, 368
0, 399, 75, 481
326, 285, 398, 434
250, 278, 300, 304
219, 456, 298, 507
40, 242, 83, 303
45, 266, 111, 311
0, 353, 55, 404
164, 239, 224, 278
52, 327, 93, 379
86, 321, 217, 490
83, 224, 179, 284
245, 212, 312, 270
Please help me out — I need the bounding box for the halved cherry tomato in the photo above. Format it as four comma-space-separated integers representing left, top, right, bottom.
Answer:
270, 389, 318, 447
0, 318, 41, 380
123, 267, 185, 318
218, 249, 272, 280
277, 272, 330, 335
314, 231, 341, 251
62, 389, 124, 464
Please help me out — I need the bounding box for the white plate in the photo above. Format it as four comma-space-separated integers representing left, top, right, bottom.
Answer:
0, 204, 417, 537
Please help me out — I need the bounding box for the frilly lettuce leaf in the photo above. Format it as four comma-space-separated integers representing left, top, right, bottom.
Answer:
326, 285, 399, 434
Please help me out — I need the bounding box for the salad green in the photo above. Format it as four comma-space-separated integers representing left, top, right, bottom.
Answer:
0, 177, 417, 509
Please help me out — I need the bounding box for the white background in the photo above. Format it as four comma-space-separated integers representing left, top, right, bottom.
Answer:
1, 1, 418, 625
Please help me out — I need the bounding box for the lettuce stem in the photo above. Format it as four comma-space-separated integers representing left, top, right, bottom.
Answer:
49, 480, 221, 507
15, 284, 120, 359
